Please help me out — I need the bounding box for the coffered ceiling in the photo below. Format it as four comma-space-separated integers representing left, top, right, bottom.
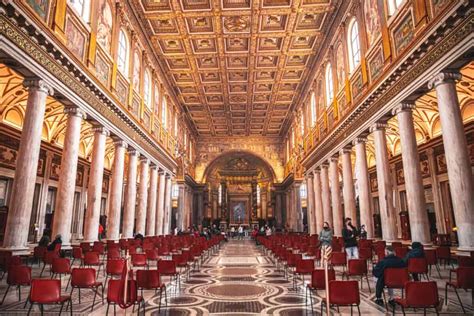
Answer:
131, 0, 337, 137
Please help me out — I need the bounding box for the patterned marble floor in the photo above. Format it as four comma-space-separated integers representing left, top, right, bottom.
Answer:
0, 239, 471, 315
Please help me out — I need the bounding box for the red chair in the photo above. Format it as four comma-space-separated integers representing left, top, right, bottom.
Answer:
436, 246, 453, 268
330, 252, 347, 271
51, 258, 72, 290
321, 280, 361, 315
294, 258, 314, 289
445, 267, 474, 314
71, 247, 84, 267
383, 268, 409, 304
40, 251, 59, 277
343, 259, 371, 292
407, 258, 429, 280
146, 249, 160, 266
136, 269, 167, 311
132, 254, 148, 269
424, 249, 441, 278
107, 248, 121, 260
1, 265, 31, 305
394, 281, 440, 315
359, 247, 373, 265
158, 260, 179, 287
106, 279, 145, 315
83, 251, 104, 276
391, 242, 403, 248
33, 246, 47, 267
26, 279, 71, 315
394, 247, 409, 258
285, 253, 302, 280
104, 259, 125, 285
70, 268, 104, 311
80, 242, 91, 254
306, 269, 335, 314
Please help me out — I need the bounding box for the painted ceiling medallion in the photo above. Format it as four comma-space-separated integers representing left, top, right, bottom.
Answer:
223, 16, 250, 32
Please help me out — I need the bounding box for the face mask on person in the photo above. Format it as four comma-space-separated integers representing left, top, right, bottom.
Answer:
323, 225, 329, 230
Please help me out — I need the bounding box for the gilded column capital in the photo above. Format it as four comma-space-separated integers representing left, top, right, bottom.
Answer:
353, 137, 368, 145
64, 106, 87, 119
428, 71, 461, 89
23, 78, 54, 95
369, 122, 388, 133
392, 102, 416, 116
91, 125, 110, 137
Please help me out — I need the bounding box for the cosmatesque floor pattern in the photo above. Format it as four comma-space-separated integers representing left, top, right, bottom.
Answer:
0, 239, 471, 315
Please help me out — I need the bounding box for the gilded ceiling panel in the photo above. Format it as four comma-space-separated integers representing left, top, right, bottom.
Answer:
132, 0, 336, 136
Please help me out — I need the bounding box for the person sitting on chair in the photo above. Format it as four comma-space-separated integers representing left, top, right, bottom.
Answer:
47, 234, 62, 252
403, 241, 425, 281
373, 246, 406, 307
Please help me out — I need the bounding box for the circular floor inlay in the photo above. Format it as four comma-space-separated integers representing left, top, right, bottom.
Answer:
275, 296, 305, 304
212, 267, 258, 276
206, 284, 266, 298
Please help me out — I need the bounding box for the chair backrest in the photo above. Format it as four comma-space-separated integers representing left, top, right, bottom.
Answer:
84, 251, 100, 265
310, 269, 335, 289
408, 258, 428, 274
30, 279, 61, 303
33, 246, 47, 259
358, 247, 372, 261
329, 280, 360, 305
424, 249, 437, 265
106, 259, 125, 275
52, 257, 71, 274
331, 252, 347, 265
456, 267, 474, 289
107, 279, 121, 303
296, 259, 314, 273
146, 249, 159, 260
384, 268, 409, 289
132, 254, 147, 265
136, 269, 161, 289
394, 247, 409, 258
158, 260, 176, 274
80, 242, 91, 253
458, 256, 474, 267
436, 246, 451, 259
405, 281, 438, 307
288, 253, 302, 267
71, 268, 97, 287
107, 248, 121, 260
7, 265, 32, 286
44, 251, 59, 264
348, 259, 368, 275
72, 247, 83, 259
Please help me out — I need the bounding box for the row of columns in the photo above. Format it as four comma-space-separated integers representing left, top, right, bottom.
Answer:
305, 71, 473, 250
1, 78, 174, 251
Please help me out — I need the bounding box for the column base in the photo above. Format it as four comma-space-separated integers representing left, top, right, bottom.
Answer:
456, 246, 474, 253
0, 246, 31, 256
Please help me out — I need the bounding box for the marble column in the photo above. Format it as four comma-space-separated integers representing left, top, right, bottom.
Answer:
329, 156, 343, 236
146, 165, 158, 236
83, 126, 109, 242
393, 103, 431, 244
320, 163, 332, 229
106, 139, 127, 240
313, 169, 324, 233
370, 123, 397, 241
135, 157, 149, 235
294, 183, 303, 232
426, 148, 447, 234
122, 149, 138, 238
354, 137, 374, 238
306, 174, 316, 234
428, 72, 474, 250
51, 107, 86, 247
177, 184, 185, 230
341, 147, 357, 225
155, 170, 166, 235
163, 175, 173, 235
2, 79, 53, 250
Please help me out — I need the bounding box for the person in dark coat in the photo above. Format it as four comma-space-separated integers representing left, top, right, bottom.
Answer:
342, 218, 359, 259
403, 241, 425, 281
47, 234, 62, 252
38, 235, 50, 248
373, 246, 406, 306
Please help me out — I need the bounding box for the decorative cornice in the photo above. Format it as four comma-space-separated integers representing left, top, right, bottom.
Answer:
392, 102, 416, 116
427, 71, 462, 89
23, 78, 54, 95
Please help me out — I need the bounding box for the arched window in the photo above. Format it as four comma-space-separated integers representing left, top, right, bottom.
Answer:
117, 30, 129, 75
387, 0, 404, 15
161, 96, 167, 128
68, 0, 91, 22
348, 19, 361, 72
310, 91, 317, 127
325, 64, 334, 107
143, 70, 152, 108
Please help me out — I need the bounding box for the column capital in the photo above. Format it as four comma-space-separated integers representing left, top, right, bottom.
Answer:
112, 137, 128, 149
305, 172, 314, 179
23, 78, 54, 95
165, 173, 172, 179
340, 146, 352, 155
428, 71, 461, 89
91, 125, 110, 137
139, 156, 149, 164
329, 154, 339, 163
369, 122, 388, 133
149, 163, 158, 170
64, 106, 87, 119
353, 136, 368, 145
313, 167, 321, 174
392, 102, 416, 116
127, 148, 139, 156
158, 169, 165, 175
320, 162, 329, 169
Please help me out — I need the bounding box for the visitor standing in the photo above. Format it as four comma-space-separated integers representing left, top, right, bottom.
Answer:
342, 217, 359, 259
